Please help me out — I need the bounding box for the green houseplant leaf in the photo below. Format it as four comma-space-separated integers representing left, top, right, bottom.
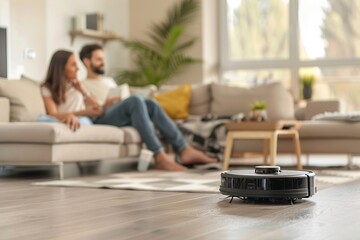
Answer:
115, 0, 200, 87
251, 101, 267, 110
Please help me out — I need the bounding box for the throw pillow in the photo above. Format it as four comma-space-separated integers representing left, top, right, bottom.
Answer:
211, 82, 295, 120
0, 75, 46, 122
154, 84, 191, 120
159, 84, 211, 116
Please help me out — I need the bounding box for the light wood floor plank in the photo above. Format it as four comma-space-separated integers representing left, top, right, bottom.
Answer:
1, 171, 360, 240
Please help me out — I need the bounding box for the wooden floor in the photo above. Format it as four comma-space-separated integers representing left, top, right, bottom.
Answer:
1, 168, 360, 240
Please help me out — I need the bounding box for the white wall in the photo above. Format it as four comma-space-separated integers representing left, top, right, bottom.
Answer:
46, 0, 129, 80
10, 0, 47, 80
0, 0, 10, 26
6, 0, 217, 83
7, 0, 129, 81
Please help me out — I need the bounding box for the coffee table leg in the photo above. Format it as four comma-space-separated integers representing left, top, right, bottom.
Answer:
263, 139, 269, 165
222, 132, 234, 171
270, 133, 278, 166
293, 131, 302, 170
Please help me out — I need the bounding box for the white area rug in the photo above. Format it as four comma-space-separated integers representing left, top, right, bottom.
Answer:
33, 168, 360, 193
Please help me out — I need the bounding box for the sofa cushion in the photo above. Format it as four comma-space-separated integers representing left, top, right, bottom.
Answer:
120, 126, 142, 144
0, 123, 125, 144
189, 84, 211, 116
159, 84, 211, 116
0, 143, 121, 163
0, 97, 10, 122
154, 84, 191, 119
299, 121, 360, 139
305, 100, 341, 120
0, 76, 46, 122
211, 82, 295, 120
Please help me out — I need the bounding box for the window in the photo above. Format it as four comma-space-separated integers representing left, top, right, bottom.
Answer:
299, 0, 360, 60
221, 0, 360, 110
223, 69, 291, 89
227, 0, 289, 60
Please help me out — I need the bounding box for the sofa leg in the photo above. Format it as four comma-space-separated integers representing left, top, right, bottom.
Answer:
347, 154, 353, 170
58, 163, 64, 180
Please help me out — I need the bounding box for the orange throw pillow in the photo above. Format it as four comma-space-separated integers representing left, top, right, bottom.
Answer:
154, 84, 191, 119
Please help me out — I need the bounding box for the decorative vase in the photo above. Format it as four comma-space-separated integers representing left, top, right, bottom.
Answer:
303, 86, 312, 100
250, 109, 268, 122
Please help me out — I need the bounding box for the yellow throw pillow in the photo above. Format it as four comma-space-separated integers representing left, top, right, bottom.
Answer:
154, 84, 191, 119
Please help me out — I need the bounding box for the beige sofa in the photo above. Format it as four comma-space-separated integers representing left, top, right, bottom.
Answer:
0, 78, 357, 178
0, 77, 142, 179
186, 82, 359, 168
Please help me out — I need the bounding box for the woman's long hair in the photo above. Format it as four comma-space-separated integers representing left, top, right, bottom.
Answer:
42, 50, 73, 104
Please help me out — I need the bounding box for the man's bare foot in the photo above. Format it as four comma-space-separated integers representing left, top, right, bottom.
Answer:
155, 151, 187, 171
180, 145, 217, 165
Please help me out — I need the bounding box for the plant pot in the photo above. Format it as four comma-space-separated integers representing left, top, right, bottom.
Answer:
250, 109, 268, 122
303, 86, 312, 100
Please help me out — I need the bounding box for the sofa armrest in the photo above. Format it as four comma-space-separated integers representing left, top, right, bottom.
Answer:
304, 100, 341, 120
0, 97, 10, 122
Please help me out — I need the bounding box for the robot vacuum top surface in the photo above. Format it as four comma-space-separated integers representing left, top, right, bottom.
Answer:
224, 169, 314, 178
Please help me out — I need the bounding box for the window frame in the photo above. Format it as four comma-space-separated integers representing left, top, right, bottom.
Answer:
219, 0, 360, 100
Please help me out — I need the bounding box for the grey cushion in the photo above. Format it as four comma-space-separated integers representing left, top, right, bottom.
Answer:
211, 82, 295, 120
0, 76, 46, 122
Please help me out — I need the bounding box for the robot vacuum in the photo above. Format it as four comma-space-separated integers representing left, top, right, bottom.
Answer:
220, 166, 316, 204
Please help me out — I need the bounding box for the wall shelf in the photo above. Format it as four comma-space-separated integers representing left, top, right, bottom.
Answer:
69, 30, 123, 45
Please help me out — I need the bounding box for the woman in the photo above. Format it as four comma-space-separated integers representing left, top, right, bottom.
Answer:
40, 50, 216, 171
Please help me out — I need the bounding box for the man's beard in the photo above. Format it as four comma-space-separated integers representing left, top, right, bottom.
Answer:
91, 64, 105, 75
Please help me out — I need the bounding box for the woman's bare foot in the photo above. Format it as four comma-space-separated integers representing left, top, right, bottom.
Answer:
155, 151, 188, 171
180, 145, 217, 165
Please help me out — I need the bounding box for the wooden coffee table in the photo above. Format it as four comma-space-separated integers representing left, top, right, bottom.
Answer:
222, 121, 302, 170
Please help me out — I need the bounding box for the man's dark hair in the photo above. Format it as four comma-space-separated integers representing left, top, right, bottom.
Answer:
79, 44, 103, 63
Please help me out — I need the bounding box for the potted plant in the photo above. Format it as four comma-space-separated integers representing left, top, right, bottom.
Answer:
250, 101, 268, 122
301, 74, 315, 100
115, 0, 200, 87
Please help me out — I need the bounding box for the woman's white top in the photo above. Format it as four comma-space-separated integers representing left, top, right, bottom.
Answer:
41, 85, 85, 113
